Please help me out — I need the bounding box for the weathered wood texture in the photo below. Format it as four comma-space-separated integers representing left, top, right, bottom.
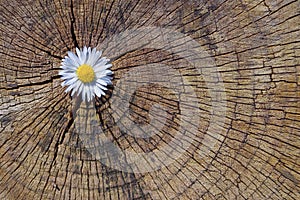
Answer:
0, 0, 299, 199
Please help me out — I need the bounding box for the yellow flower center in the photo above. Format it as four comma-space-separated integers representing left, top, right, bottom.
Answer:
76, 64, 95, 83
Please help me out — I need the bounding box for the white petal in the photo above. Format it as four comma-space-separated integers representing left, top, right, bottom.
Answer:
87, 84, 94, 102
65, 84, 75, 93
99, 88, 106, 95
96, 79, 108, 86
77, 82, 84, 95
97, 49, 102, 58
68, 51, 80, 66
63, 57, 77, 66
77, 48, 83, 65
60, 67, 76, 73
96, 73, 106, 78
87, 48, 99, 66
94, 66, 109, 73
84, 84, 90, 102
96, 82, 108, 90
64, 77, 78, 86
94, 64, 112, 74
71, 81, 80, 96
94, 59, 108, 69
101, 77, 112, 85
76, 48, 81, 60
99, 70, 113, 76
61, 64, 77, 70
60, 72, 76, 79
94, 86, 103, 97
91, 48, 97, 57
83, 46, 87, 54
82, 85, 87, 102
85, 47, 91, 63
80, 46, 88, 64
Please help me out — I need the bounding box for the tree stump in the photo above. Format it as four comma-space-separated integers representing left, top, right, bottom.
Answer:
0, 0, 299, 199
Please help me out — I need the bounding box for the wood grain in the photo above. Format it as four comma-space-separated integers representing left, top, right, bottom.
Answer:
0, 0, 299, 199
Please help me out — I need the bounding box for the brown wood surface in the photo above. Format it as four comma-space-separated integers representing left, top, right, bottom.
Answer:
0, 0, 299, 199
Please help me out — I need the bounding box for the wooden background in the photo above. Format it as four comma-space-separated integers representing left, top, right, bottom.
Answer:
0, 0, 299, 199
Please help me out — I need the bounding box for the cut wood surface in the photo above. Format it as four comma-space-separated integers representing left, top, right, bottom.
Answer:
0, 0, 299, 199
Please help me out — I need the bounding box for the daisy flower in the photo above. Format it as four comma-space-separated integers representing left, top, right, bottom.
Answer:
59, 46, 113, 102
